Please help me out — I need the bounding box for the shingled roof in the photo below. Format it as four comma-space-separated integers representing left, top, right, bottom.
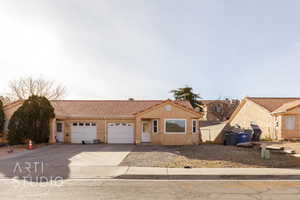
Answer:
272, 100, 300, 114
51, 100, 193, 119
247, 97, 300, 112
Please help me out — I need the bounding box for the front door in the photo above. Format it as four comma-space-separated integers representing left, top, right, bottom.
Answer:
142, 122, 151, 143
56, 122, 64, 143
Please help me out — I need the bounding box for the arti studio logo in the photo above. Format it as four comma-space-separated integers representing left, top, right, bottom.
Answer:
12, 161, 63, 187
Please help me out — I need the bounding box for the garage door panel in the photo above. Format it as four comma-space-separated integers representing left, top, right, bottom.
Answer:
71, 122, 97, 143
108, 123, 134, 144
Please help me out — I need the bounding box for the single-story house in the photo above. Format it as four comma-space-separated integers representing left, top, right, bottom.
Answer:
229, 97, 300, 140
2, 99, 202, 145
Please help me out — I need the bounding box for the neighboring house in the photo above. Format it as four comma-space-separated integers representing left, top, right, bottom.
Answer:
229, 97, 300, 140
2, 99, 202, 145
201, 99, 239, 121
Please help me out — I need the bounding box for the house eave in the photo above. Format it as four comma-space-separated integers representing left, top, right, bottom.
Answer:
55, 115, 135, 120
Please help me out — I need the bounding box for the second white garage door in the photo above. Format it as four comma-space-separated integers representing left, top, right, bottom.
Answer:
107, 123, 134, 144
71, 122, 97, 143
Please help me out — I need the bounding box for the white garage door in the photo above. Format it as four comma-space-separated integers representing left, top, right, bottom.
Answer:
107, 123, 134, 144
71, 122, 97, 143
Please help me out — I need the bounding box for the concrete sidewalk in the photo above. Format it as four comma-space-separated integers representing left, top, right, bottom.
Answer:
116, 167, 300, 180
66, 167, 300, 180
126, 167, 300, 175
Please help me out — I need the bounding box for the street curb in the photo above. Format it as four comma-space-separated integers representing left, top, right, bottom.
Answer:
115, 175, 300, 180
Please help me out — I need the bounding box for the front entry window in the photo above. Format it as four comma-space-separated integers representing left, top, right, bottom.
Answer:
142, 123, 147, 132
152, 120, 158, 133
165, 119, 186, 134
192, 119, 198, 133
56, 122, 63, 132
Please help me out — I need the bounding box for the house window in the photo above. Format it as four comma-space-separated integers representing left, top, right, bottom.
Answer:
286, 116, 296, 130
192, 119, 198, 133
165, 119, 186, 134
56, 122, 63, 132
152, 120, 158, 133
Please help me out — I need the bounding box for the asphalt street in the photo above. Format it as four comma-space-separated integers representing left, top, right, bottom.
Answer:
1, 179, 300, 200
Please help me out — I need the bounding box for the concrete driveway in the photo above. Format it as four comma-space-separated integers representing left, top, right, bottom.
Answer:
0, 144, 134, 180
67, 144, 134, 166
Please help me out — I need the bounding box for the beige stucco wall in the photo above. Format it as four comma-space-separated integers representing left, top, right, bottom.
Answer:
137, 103, 201, 145
230, 100, 276, 139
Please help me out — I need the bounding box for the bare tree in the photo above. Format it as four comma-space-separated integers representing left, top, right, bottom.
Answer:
209, 99, 240, 121
0, 96, 12, 105
8, 77, 66, 100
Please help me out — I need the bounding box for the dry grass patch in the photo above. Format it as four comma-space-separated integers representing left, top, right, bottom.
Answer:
120, 145, 300, 168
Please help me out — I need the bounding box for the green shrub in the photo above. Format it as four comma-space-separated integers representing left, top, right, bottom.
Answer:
7, 95, 55, 145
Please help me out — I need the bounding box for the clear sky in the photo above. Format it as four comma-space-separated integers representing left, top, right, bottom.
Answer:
1, 0, 300, 100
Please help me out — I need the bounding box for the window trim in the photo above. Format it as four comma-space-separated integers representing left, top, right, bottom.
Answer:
164, 119, 187, 134
152, 119, 159, 134
192, 119, 198, 134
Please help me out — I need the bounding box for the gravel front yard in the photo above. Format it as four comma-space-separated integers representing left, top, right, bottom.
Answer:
120, 145, 300, 168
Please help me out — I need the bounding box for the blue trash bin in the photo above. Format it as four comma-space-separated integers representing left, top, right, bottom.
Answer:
236, 133, 251, 144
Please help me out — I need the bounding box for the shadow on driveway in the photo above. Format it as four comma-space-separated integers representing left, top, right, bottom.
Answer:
0, 144, 133, 182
